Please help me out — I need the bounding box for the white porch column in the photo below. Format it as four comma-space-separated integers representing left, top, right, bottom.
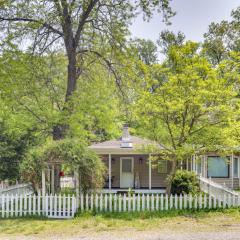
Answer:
200, 156, 203, 177
193, 155, 196, 173
74, 169, 80, 208
190, 155, 193, 171
149, 154, 152, 190
51, 165, 55, 194
238, 157, 240, 188
41, 169, 46, 196
202, 156, 205, 177
74, 169, 80, 196
231, 153, 234, 189
204, 155, 207, 178
108, 154, 111, 189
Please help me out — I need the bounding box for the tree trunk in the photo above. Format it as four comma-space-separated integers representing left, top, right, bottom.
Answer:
65, 53, 77, 102
166, 160, 177, 195
52, 50, 78, 140
54, 164, 61, 193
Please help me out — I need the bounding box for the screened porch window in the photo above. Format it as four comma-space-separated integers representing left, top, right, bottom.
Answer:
234, 157, 239, 178
196, 158, 201, 175
158, 160, 167, 173
208, 156, 229, 178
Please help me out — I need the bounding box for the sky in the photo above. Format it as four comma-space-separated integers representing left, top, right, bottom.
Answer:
130, 0, 240, 43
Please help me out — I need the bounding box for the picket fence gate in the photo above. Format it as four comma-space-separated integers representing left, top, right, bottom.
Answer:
0, 194, 77, 219
1, 193, 240, 219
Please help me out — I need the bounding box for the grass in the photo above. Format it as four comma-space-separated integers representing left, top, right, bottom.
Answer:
1, 208, 240, 238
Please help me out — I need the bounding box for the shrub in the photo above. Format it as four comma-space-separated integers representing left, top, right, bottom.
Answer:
21, 139, 106, 193
171, 170, 200, 195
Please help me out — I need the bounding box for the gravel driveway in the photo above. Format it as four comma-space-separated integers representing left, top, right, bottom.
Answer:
2, 229, 240, 240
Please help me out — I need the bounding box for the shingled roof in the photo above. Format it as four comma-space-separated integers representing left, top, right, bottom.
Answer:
89, 125, 164, 154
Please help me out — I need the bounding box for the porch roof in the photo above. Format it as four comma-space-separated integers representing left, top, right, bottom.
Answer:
88, 135, 164, 154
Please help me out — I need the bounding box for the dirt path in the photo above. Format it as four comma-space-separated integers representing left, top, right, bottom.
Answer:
2, 229, 240, 240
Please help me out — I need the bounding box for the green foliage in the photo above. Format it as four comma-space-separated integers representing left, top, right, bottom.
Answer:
171, 170, 200, 195
133, 38, 158, 65
134, 41, 240, 193
0, 50, 123, 142
0, 121, 37, 182
60, 187, 76, 196
203, 7, 240, 64
158, 30, 185, 54
21, 139, 106, 193
136, 42, 238, 154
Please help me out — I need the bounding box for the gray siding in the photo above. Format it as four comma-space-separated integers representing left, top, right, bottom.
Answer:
101, 154, 170, 188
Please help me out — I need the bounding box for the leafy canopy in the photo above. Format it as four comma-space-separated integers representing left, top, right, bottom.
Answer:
135, 41, 239, 160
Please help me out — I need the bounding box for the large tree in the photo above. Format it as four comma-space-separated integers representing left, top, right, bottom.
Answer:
135, 42, 239, 194
0, 0, 174, 140
0, 49, 123, 143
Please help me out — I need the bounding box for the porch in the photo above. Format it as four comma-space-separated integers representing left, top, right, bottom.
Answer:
189, 154, 240, 190
100, 154, 169, 192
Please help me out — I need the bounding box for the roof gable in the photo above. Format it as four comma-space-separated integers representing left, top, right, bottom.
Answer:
89, 135, 164, 154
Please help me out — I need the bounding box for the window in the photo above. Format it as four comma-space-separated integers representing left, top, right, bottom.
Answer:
208, 156, 229, 178
234, 157, 239, 178
122, 158, 132, 173
196, 158, 202, 175
158, 160, 167, 173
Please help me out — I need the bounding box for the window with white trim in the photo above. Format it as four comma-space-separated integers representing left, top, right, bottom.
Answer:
208, 156, 229, 178
158, 160, 167, 174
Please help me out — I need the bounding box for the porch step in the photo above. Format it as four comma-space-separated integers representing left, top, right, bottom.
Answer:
116, 189, 135, 194
100, 188, 166, 194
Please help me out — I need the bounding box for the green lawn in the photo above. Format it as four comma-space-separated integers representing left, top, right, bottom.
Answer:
0, 209, 240, 238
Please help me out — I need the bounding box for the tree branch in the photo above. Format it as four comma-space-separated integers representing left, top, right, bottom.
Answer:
77, 49, 125, 97
74, 0, 99, 45
0, 17, 64, 36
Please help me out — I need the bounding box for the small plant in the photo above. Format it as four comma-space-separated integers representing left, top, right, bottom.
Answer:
60, 187, 76, 196
171, 170, 200, 195
128, 188, 134, 196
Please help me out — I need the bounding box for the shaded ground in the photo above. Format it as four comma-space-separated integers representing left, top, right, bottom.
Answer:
1, 209, 240, 240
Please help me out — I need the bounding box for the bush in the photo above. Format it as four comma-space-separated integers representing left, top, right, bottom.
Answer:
21, 139, 106, 193
171, 170, 200, 195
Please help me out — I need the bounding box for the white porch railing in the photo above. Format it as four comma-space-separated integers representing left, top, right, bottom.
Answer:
198, 176, 239, 198
0, 183, 33, 196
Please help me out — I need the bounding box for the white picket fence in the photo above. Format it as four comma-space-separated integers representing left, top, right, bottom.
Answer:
1, 193, 240, 219
0, 194, 77, 219
78, 193, 240, 212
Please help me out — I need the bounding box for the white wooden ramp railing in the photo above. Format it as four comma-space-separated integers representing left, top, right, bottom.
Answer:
198, 176, 239, 199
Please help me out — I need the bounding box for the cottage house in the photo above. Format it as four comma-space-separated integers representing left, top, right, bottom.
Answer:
89, 124, 168, 193
41, 125, 240, 195
89, 125, 240, 193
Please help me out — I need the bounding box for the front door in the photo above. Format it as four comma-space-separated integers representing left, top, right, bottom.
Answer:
120, 157, 134, 188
